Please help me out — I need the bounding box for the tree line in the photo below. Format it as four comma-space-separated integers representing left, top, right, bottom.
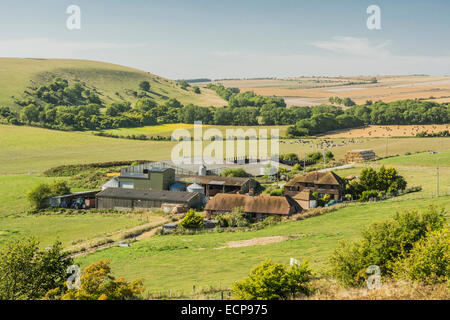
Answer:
0, 78, 448, 132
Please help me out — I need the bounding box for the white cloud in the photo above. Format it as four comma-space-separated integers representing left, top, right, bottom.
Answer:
0, 38, 147, 59
212, 50, 241, 57
311, 36, 391, 58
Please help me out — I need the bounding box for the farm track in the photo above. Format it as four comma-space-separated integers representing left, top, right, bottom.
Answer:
67, 217, 168, 258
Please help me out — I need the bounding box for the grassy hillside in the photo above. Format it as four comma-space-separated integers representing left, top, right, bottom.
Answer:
75, 196, 450, 296
0, 58, 226, 110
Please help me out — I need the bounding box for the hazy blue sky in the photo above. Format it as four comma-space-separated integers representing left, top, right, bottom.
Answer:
0, 0, 449, 79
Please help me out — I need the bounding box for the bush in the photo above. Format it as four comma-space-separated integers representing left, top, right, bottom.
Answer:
27, 181, 71, 209
269, 188, 284, 196
217, 207, 249, 228
360, 190, 379, 202
329, 206, 446, 287
139, 80, 150, 92
179, 209, 204, 229
0, 237, 73, 300
220, 168, 249, 178
232, 259, 313, 300
391, 228, 449, 284
46, 260, 145, 300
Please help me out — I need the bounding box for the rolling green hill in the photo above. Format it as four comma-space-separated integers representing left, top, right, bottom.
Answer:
0, 58, 226, 110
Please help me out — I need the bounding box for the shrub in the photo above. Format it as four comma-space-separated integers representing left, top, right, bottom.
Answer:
27, 181, 71, 209
217, 207, 250, 228
232, 259, 313, 300
220, 168, 249, 178
391, 228, 449, 284
139, 80, 150, 92
179, 209, 204, 229
269, 188, 284, 196
329, 206, 446, 287
47, 260, 145, 300
0, 237, 73, 300
360, 190, 379, 202
262, 215, 281, 226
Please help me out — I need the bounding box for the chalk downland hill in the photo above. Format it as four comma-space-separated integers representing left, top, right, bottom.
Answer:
0, 58, 226, 111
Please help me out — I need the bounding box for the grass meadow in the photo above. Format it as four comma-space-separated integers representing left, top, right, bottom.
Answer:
0, 213, 154, 248
0, 123, 448, 298
75, 196, 450, 296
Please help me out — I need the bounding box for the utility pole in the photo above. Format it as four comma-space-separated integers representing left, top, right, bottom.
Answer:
385, 136, 389, 157
437, 165, 439, 197
304, 154, 306, 174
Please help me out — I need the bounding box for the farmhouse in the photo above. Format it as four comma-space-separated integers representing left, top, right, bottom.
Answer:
292, 189, 317, 210
205, 193, 302, 219
284, 171, 345, 200
175, 174, 260, 197
96, 188, 205, 211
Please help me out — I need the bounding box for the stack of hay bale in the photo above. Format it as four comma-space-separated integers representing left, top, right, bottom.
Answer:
344, 149, 377, 163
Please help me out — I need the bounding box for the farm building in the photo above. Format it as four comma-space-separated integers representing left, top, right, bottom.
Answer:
343, 149, 377, 163
96, 188, 205, 211
102, 176, 119, 190
118, 167, 175, 190
175, 174, 260, 197
284, 171, 345, 200
205, 193, 302, 219
44, 190, 99, 209
292, 190, 317, 210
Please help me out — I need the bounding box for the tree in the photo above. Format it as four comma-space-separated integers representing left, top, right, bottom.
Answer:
325, 151, 334, 161
342, 97, 356, 107
135, 98, 157, 112
178, 80, 190, 90
391, 228, 449, 284
139, 80, 151, 92
280, 153, 299, 163
359, 167, 378, 191
48, 260, 145, 300
193, 86, 201, 94
27, 181, 71, 209
232, 259, 313, 300
220, 168, 249, 178
376, 166, 407, 194
20, 104, 40, 123
179, 209, 204, 229
329, 206, 446, 286
0, 237, 73, 300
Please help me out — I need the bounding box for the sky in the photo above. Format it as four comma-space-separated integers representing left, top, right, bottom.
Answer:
0, 0, 449, 79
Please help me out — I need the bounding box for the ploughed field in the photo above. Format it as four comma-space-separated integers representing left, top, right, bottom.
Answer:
205, 75, 450, 106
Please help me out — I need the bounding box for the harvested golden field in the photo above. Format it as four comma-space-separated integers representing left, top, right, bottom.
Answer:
321, 124, 450, 138
210, 75, 450, 106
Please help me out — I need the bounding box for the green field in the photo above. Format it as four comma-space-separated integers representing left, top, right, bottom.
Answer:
0, 58, 226, 110
376, 148, 450, 167
99, 124, 291, 139
2, 125, 449, 176
0, 123, 449, 298
75, 196, 450, 296
0, 213, 155, 248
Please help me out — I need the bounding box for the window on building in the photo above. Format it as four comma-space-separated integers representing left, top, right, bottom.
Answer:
120, 182, 134, 189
